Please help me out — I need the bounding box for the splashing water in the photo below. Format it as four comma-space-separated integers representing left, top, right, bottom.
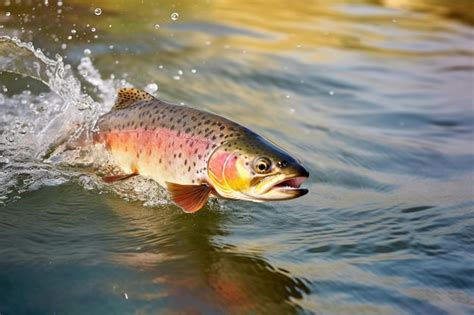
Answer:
0, 36, 167, 206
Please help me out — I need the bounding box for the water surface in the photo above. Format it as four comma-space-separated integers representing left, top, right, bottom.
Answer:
0, 1, 473, 314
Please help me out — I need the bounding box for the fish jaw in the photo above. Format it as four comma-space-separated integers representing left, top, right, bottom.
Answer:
207, 139, 310, 203
250, 173, 309, 201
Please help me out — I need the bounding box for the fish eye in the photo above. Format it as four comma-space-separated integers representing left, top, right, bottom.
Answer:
254, 157, 272, 174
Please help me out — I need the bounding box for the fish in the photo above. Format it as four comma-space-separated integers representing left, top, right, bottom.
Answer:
93, 88, 309, 212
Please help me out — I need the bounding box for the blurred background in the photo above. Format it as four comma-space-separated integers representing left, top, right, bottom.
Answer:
0, 1, 473, 314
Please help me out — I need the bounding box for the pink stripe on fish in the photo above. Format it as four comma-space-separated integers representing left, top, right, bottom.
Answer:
98, 127, 214, 183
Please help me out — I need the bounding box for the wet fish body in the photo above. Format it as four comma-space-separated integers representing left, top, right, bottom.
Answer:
93, 88, 309, 212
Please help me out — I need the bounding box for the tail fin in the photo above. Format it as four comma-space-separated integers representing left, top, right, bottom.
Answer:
41, 123, 92, 160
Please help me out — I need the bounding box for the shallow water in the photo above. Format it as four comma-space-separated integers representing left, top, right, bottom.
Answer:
1, 1, 473, 314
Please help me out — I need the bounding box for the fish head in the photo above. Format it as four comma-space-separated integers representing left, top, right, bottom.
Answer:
207, 135, 309, 202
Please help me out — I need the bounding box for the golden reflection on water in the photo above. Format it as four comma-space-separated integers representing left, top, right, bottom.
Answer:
1, 0, 472, 55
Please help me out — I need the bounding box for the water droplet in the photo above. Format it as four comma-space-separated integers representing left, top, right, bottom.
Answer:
71, 29, 76, 34
178, 70, 183, 75
0, 156, 9, 164
158, 65, 163, 69
173, 75, 181, 80
67, 35, 72, 40
91, 27, 96, 32
84, 48, 91, 56
289, 108, 295, 114
329, 90, 335, 96
191, 69, 197, 74
61, 43, 67, 49
171, 12, 179, 21
154, 24, 160, 29
109, 45, 114, 49
285, 95, 291, 99
94, 8, 102, 16
6, 12, 11, 17
145, 83, 158, 93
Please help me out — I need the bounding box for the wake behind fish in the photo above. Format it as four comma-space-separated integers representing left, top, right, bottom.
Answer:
0, 36, 168, 207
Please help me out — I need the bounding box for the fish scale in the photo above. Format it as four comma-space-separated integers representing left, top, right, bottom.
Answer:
93, 88, 309, 212
95, 93, 247, 185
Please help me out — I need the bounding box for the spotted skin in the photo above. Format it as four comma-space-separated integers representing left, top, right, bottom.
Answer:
93, 88, 309, 212
94, 89, 249, 187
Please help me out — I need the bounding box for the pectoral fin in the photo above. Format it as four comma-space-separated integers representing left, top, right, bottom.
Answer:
102, 173, 138, 183
166, 182, 211, 213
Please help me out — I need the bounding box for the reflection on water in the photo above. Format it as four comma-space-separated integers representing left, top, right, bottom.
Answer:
1, 0, 473, 314
106, 196, 310, 314
0, 185, 308, 314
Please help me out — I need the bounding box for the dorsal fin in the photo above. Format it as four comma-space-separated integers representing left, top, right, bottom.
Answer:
112, 88, 155, 110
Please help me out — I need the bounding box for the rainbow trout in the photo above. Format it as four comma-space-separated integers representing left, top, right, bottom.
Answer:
93, 88, 309, 212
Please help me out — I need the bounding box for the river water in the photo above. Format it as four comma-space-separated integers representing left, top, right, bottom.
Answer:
0, 1, 473, 314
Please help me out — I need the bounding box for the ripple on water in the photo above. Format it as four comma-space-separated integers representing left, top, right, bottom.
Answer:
1, 1, 474, 314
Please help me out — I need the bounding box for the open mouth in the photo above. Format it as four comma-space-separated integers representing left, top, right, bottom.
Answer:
270, 176, 309, 198
253, 171, 309, 200
273, 176, 307, 192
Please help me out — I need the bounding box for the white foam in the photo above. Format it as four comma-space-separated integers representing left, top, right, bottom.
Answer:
0, 36, 167, 206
